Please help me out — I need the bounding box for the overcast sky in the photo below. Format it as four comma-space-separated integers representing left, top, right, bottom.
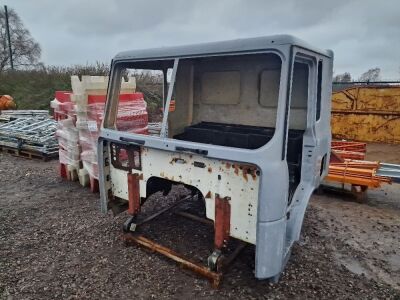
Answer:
7, 0, 400, 79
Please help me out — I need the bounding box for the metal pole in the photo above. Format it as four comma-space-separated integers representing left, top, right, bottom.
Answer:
160, 58, 179, 138
4, 5, 14, 70
162, 67, 167, 111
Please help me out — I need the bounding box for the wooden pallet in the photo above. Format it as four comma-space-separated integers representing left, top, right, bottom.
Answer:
0, 145, 57, 161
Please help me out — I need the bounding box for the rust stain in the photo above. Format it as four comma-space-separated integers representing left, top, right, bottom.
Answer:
242, 173, 248, 181
242, 165, 258, 181
138, 173, 144, 180
230, 163, 258, 179
232, 164, 259, 181
208, 167, 212, 173
233, 164, 239, 175
141, 147, 149, 155
205, 191, 212, 198
225, 162, 231, 169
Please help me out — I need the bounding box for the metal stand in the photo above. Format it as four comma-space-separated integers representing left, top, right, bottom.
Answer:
122, 192, 246, 287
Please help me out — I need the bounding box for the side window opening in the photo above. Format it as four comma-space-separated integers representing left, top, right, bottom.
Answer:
117, 68, 164, 136
316, 60, 323, 121
130, 69, 164, 124
286, 59, 310, 203
290, 62, 309, 111
105, 61, 175, 137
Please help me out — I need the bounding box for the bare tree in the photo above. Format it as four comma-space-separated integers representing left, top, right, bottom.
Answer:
0, 7, 41, 72
358, 67, 381, 82
333, 72, 352, 82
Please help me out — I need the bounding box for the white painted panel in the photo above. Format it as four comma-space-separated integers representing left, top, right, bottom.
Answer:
109, 147, 260, 244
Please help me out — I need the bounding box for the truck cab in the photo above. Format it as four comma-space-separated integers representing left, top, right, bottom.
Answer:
98, 35, 333, 281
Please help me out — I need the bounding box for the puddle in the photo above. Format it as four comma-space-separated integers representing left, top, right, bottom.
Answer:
334, 253, 370, 276
387, 254, 400, 272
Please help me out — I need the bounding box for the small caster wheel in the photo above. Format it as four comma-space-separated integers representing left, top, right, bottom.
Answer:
207, 250, 223, 272
123, 216, 137, 232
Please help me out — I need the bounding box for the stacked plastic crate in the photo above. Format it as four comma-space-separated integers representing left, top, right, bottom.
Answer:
70, 76, 148, 192
51, 91, 80, 180
50, 91, 73, 121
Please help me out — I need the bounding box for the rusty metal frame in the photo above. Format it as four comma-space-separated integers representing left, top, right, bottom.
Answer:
122, 193, 246, 287
136, 195, 192, 225
174, 210, 214, 226
123, 233, 223, 287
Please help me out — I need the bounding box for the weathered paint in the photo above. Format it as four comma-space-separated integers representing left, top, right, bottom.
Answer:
99, 36, 334, 281
110, 147, 260, 244
331, 85, 400, 144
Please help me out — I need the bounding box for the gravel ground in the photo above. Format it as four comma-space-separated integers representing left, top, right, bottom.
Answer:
1, 147, 400, 299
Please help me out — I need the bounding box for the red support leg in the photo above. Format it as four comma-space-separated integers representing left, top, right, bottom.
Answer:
214, 195, 231, 249
90, 176, 99, 193
127, 173, 141, 215
60, 163, 67, 179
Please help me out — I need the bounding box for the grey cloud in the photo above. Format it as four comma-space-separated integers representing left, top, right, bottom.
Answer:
10, 0, 400, 79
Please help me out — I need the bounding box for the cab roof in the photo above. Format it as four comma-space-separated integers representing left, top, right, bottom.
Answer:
114, 34, 333, 62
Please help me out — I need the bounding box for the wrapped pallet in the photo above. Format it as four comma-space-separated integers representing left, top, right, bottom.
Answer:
53, 76, 148, 191
78, 93, 148, 190
69, 76, 148, 192
52, 91, 79, 180
56, 117, 80, 180
50, 91, 73, 121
